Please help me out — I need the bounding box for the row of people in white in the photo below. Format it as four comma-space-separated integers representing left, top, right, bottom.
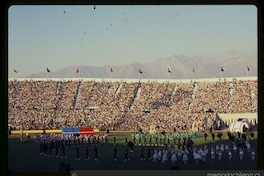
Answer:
151, 144, 256, 164
212, 142, 252, 153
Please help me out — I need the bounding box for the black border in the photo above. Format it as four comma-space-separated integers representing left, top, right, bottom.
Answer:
2, 1, 263, 176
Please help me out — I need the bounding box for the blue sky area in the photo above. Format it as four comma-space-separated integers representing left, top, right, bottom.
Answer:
8, 5, 257, 77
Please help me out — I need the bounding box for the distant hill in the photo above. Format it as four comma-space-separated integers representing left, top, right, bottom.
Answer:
27, 50, 257, 79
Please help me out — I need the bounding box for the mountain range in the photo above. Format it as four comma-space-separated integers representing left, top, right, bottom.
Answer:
28, 50, 257, 79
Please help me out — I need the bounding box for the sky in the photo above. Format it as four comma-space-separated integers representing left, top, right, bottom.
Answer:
8, 5, 257, 77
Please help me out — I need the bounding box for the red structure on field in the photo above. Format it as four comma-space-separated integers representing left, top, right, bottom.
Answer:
80, 127, 95, 135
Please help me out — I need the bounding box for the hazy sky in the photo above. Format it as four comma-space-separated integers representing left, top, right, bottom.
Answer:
8, 5, 257, 77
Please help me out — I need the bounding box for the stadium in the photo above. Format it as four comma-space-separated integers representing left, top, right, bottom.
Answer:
8, 76, 258, 171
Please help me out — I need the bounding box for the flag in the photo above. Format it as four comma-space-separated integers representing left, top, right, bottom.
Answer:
247, 66, 250, 71
111, 68, 113, 72
14, 69, 17, 73
76, 68, 79, 73
221, 67, 225, 72
47, 68, 50, 73
139, 69, 143, 74
168, 68, 171, 73
192, 68, 195, 73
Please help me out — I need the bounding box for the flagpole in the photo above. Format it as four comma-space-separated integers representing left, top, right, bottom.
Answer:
139, 71, 140, 82
46, 68, 48, 81
110, 69, 111, 82
220, 66, 221, 80
246, 66, 248, 80
139, 70, 140, 82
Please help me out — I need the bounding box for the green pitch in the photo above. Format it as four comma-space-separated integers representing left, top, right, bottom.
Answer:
8, 133, 258, 171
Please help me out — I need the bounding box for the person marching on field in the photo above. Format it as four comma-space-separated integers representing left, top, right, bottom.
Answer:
147, 146, 151, 160
178, 138, 181, 149
105, 135, 108, 145
228, 150, 232, 160
140, 146, 145, 160
113, 146, 117, 161
88, 135, 91, 145
152, 147, 159, 162
57, 138, 60, 149
73, 136, 77, 147
55, 145, 59, 158
158, 147, 163, 160
125, 137, 128, 145
48, 142, 53, 157
159, 136, 162, 146
218, 151, 222, 160
162, 149, 168, 164
171, 150, 177, 164
97, 135, 100, 146
204, 132, 207, 141
68, 136, 72, 148
113, 135, 116, 145
182, 151, 188, 164
246, 141, 251, 153
92, 135, 96, 145
194, 150, 201, 163
217, 132, 222, 141
85, 146, 90, 160
139, 136, 142, 146
75, 146, 80, 160
210, 149, 215, 160
233, 144, 237, 152
144, 135, 147, 146
225, 144, 230, 152
211, 133, 215, 142
94, 147, 99, 161
124, 147, 130, 161
61, 137, 65, 149
61, 145, 66, 158
101, 135, 104, 145
251, 149, 256, 160
51, 139, 55, 152
39, 142, 44, 155
220, 144, 225, 153
77, 136, 81, 147
237, 132, 241, 140
239, 148, 244, 160
81, 136, 84, 146
43, 141, 48, 156
64, 136, 67, 148
163, 135, 166, 145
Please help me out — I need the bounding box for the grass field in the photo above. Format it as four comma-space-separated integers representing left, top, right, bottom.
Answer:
8, 133, 258, 172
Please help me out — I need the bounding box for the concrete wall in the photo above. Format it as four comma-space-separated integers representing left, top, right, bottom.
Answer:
8, 76, 257, 83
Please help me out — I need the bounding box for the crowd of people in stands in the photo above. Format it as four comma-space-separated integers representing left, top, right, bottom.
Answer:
8, 79, 258, 132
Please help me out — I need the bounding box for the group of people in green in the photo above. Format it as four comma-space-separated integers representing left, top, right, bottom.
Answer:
131, 131, 196, 145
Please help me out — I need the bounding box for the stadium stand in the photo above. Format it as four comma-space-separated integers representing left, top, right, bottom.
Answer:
8, 77, 258, 132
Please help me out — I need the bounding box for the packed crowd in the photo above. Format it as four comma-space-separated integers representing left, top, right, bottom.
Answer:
8, 79, 258, 131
